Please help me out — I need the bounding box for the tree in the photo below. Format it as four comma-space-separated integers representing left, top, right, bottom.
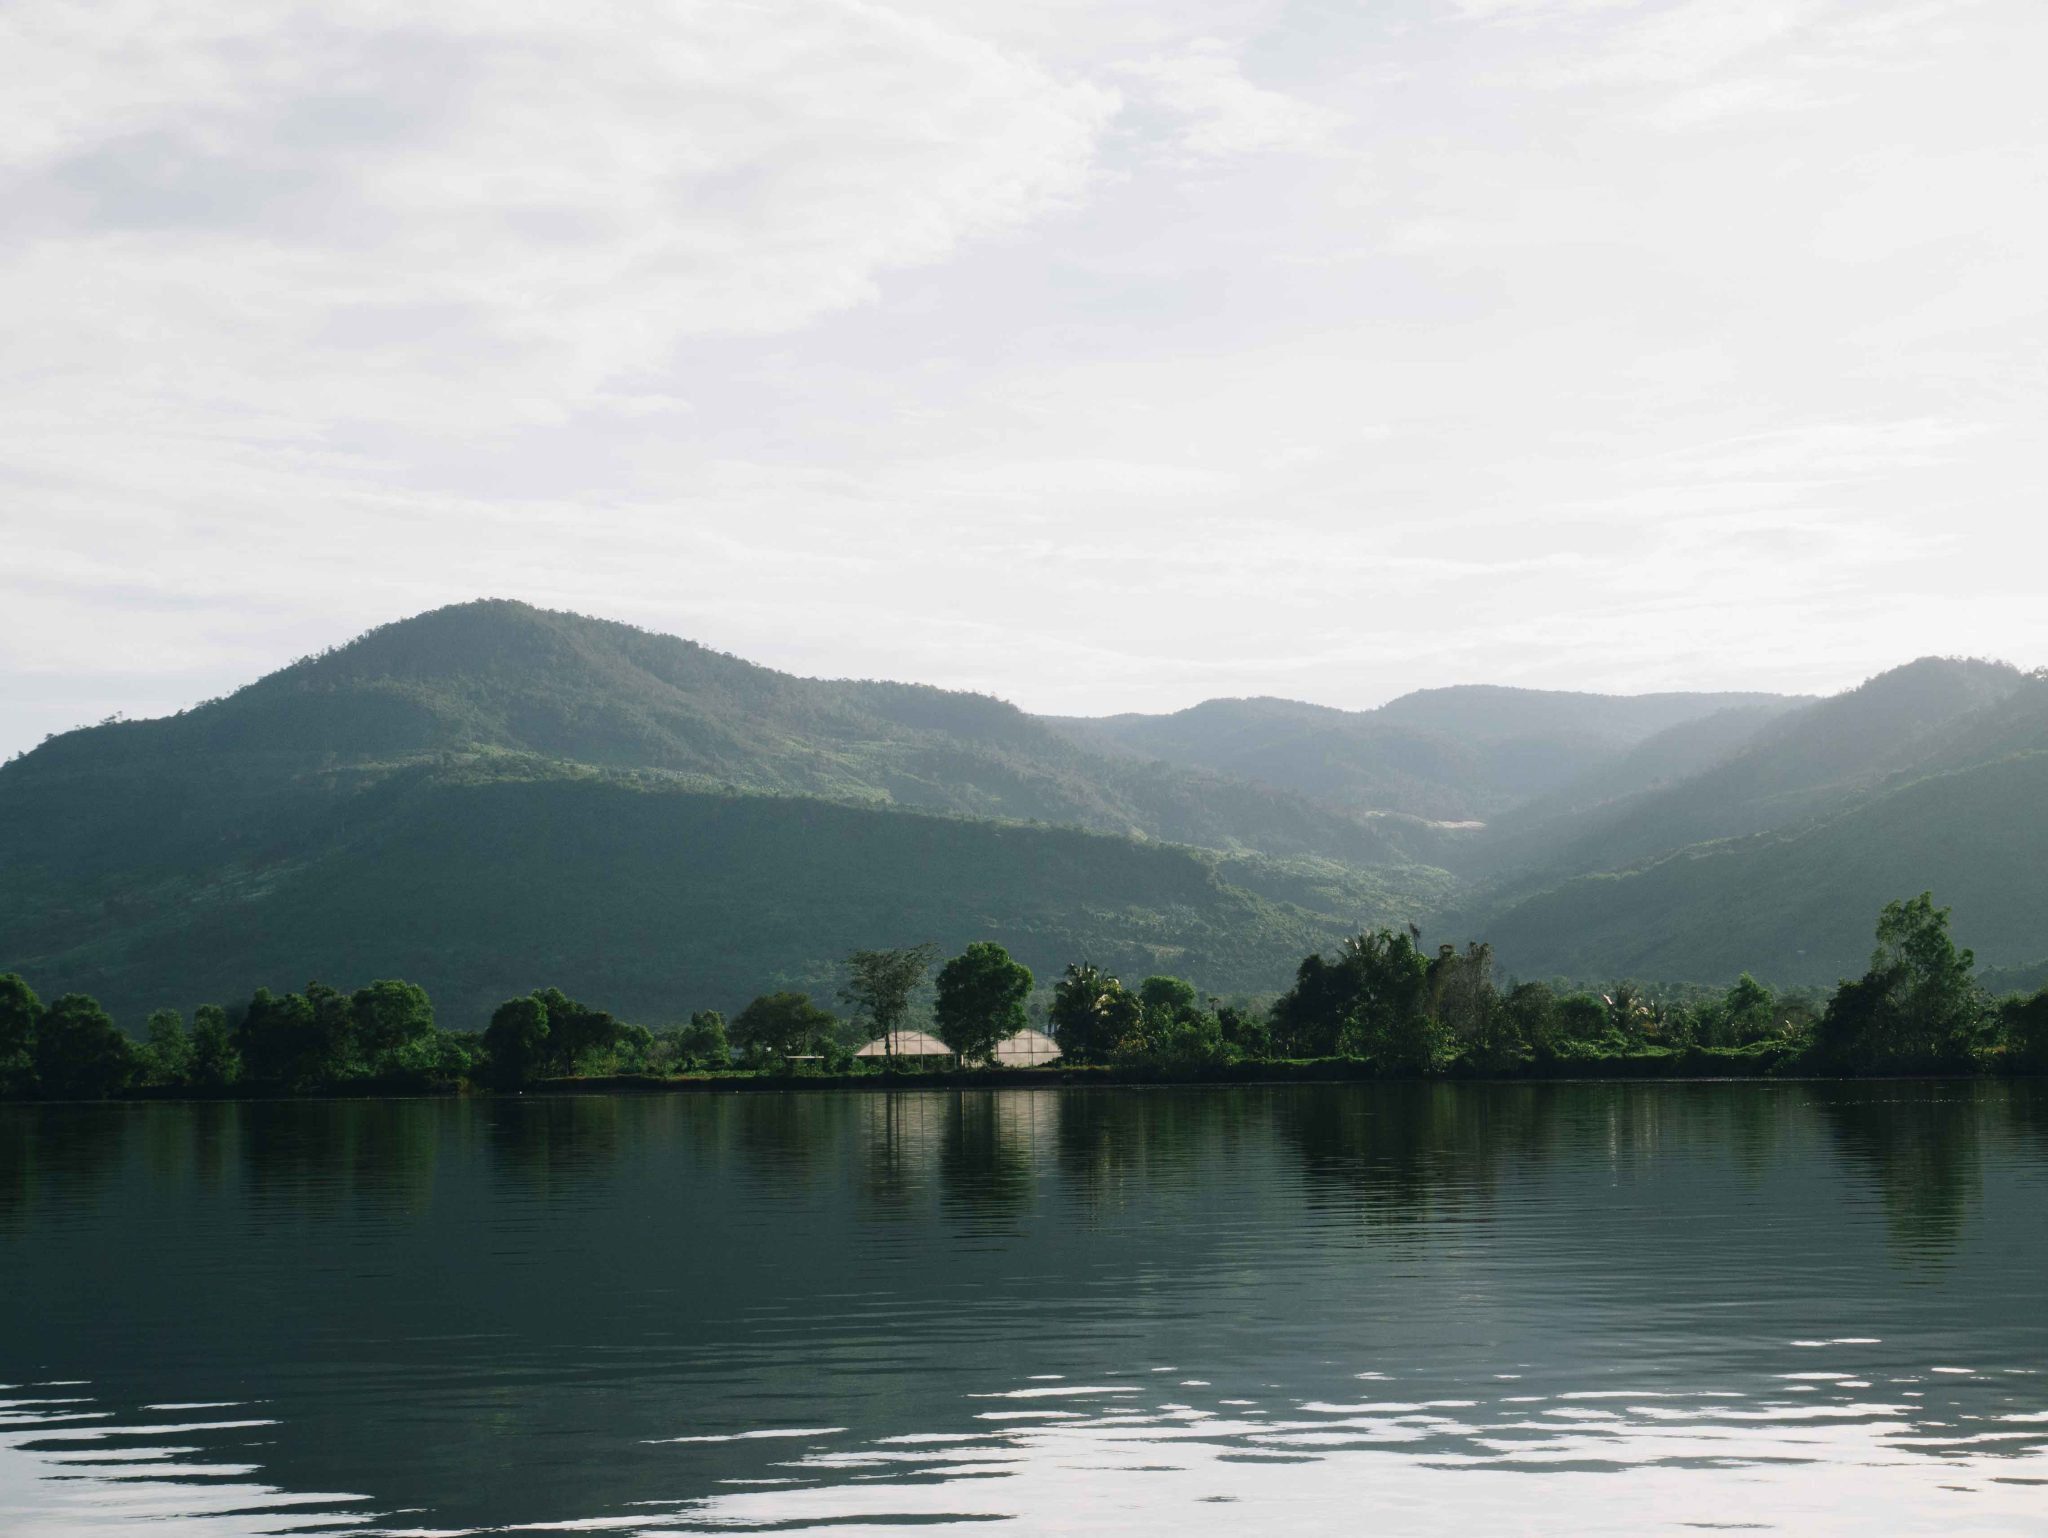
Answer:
143, 1008, 192, 1086
304, 982, 360, 1082
1816, 893, 1987, 1071
485, 995, 551, 1088
1603, 982, 1654, 1047
351, 979, 435, 1064
1871, 892, 1985, 1060
0, 972, 41, 1094
1500, 982, 1559, 1060
2000, 989, 2048, 1071
1270, 952, 1352, 1057
676, 1010, 729, 1069
1270, 929, 1435, 1065
1699, 973, 1778, 1047
1217, 1001, 1271, 1059
934, 943, 1034, 1063
236, 988, 316, 1084
188, 1004, 241, 1087
1048, 964, 1140, 1064
842, 944, 939, 1063
33, 994, 135, 1099
530, 988, 621, 1075
1138, 976, 1198, 1019
1428, 943, 1510, 1067
731, 992, 837, 1061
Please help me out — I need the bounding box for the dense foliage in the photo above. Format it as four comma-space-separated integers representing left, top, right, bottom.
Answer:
1, 894, 2043, 1100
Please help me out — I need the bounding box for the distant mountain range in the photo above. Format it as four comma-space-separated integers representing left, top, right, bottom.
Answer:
2, 599, 2041, 1026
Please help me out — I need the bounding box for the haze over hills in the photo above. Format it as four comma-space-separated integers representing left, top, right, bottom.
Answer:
1, 599, 2042, 1026
1046, 685, 1798, 823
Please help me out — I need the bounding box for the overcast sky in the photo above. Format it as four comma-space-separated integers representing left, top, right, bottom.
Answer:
4, 0, 2043, 756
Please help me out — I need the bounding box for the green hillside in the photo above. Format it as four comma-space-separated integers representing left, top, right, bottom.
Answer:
1477, 658, 2027, 887
1475, 751, 2048, 986
0, 601, 1456, 1025
10, 599, 1423, 869
4, 598, 2040, 1018
4, 771, 1438, 1025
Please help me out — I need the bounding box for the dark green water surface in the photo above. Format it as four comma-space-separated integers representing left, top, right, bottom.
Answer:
4, 1081, 2046, 1534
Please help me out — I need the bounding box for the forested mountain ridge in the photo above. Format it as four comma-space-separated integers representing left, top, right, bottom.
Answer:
0, 601, 1456, 1022
1470, 657, 2031, 888
1459, 664, 2048, 983
4, 599, 2042, 1021
8, 599, 1422, 868
1047, 684, 1800, 822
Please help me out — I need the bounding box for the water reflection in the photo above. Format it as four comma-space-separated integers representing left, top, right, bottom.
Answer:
1809, 1083, 1987, 1263
2, 1082, 2045, 1535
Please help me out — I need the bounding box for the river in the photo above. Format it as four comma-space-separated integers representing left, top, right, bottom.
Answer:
3, 1081, 2045, 1534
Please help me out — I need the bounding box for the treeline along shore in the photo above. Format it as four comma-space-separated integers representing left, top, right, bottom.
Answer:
3, 894, 2045, 1102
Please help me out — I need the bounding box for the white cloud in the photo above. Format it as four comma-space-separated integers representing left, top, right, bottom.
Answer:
1118, 38, 1346, 159
0, 0, 1118, 431
2, 0, 2046, 748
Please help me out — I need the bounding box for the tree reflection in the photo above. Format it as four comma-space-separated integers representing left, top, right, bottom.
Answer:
1269, 1083, 1555, 1228
0, 1105, 130, 1233
235, 1099, 447, 1214
482, 1095, 627, 1198
1809, 1082, 1983, 1262
1052, 1085, 1253, 1217
936, 1091, 1034, 1224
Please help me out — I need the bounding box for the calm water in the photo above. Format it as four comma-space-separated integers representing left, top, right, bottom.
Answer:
3, 1082, 2046, 1536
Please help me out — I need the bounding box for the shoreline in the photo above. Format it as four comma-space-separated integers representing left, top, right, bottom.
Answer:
7, 1054, 2035, 1106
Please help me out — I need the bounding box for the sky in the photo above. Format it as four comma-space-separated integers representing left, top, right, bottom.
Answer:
4, 0, 2045, 758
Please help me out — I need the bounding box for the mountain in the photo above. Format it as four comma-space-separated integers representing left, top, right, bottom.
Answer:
1472, 658, 2028, 888
0, 601, 1451, 1023
1475, 752, 2048, 987
1047, 684, 1796, 822
13, 600, 1420, 868
1464, 664, 2048, 984
4, 599, 2039, 1019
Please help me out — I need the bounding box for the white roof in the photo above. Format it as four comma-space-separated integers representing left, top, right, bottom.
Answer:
993, 1028, 1061, 1064
853, 1030, 954, 1057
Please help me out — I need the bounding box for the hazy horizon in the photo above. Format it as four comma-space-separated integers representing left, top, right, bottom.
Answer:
6, 1, 2045, 759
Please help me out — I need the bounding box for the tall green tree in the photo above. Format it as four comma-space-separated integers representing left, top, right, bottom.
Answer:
351, 979, 435, 1063
842, 944, 939, 1063
1816, 893, 1987, 1070
1722, 973, 1777, 1044
188, 1003, 241, 1087
1428, 943, 1510, 1067
2000, 988, 2048, 1071
1273, 929, 1438, 1068
677, 1010, 730, 1069
236, 988, 314, 1084
33, 994, 135, 1099
304, 982, 360, 1082
934, 943, 1034, 1063
1137, 976, 1198, 1019
485, 995, 551, 1087
0, 973, 41, 1094
143, 1008, 192, 1086
1048, 963, 1140, 1064
530, 988, 621, 1074
732, 992, 837, 1060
